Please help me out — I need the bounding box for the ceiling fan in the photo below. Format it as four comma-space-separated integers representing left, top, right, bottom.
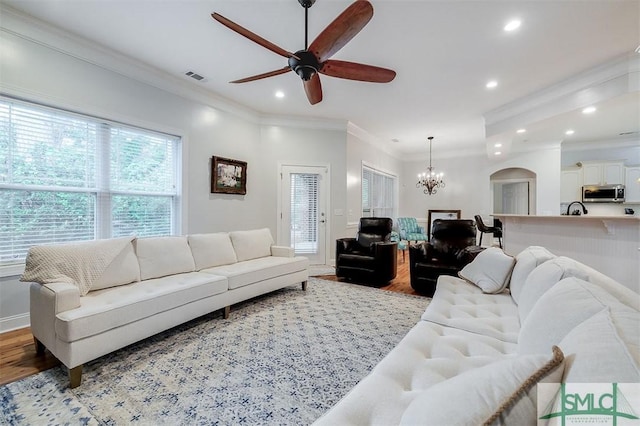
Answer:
212, 0, 396, 105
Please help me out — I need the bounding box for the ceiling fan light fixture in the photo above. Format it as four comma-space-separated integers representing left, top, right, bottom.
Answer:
288, 50, 320, 81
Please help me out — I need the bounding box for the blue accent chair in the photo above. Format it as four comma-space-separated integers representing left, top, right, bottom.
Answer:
397, 217, 428, 243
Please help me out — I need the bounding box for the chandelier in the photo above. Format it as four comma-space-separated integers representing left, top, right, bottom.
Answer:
416, 136, 445, 195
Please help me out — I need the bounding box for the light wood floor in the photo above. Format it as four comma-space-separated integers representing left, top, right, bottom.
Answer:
0, 256, 415, 387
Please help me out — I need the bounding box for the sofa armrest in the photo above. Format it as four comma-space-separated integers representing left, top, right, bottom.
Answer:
271, 245, 295, 258
336, 238, 357, 255
373, 241, 397, 257
30, 282, 81, 352
32, 282, 81, 314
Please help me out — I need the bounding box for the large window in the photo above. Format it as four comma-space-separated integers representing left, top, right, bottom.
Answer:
0, 97, 180, 266
362, 165, 397, 218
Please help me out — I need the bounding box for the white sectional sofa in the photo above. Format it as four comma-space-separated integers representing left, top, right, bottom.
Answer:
314, 246, 640, 425
22, 228, 308, 388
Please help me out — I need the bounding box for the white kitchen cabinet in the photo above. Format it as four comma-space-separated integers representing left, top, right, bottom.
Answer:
581, 161, 625, 185
625, 166, 640, 203
561, 167, 583, 202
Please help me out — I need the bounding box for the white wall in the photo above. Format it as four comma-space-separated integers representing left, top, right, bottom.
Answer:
401, 152, 492, 222
0, 26, 349, 331
401, 146, 561, 228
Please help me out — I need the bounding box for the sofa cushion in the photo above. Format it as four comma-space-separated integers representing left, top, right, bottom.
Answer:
135, 236, 196, 280
518, 277, 634, 355
21, 237, 138, 296
421, 275, 521, 343
517, 257, 589, 322
201, 256, 308, 290
92, 241, 141, 291
229, 228, 274, 262
313, 320, 518, 426
559, 308, 640, 383
509, 246, 555, 304
55, 272, 228, 342
399, 346, 564, 426
188, 232, 237, 270
458, 247, 515, 294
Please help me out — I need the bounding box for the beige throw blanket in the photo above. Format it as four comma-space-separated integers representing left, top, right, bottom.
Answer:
21, 237, 136, 296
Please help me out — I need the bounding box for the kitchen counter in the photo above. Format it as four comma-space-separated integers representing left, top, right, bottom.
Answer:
493, 214, 639, 292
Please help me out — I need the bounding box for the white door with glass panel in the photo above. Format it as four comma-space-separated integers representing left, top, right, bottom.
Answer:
280, 166, 327, 265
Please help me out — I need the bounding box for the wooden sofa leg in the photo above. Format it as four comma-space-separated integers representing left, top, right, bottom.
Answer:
302, 280, 308, 291
223, 306, 230, 319
69, 365, 82, 388
34, 337, 45, 355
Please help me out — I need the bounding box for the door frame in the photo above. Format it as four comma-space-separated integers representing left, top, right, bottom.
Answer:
277, 163, 331, 265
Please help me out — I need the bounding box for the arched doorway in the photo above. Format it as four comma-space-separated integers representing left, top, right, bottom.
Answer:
490, 168, 537, 214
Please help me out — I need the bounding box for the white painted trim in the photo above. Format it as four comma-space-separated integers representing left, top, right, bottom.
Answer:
347, 122, 401, 159
0, 264, 24, 278
484, 54, 639, 137
0, 313, 30, 333
1, 4, 352, 134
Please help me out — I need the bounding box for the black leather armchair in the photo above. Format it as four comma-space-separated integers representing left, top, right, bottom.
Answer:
409, 219, 481, 296
336, 217, 397, 286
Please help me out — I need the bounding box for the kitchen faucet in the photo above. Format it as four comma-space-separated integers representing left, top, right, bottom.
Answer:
566, 201, 588, 216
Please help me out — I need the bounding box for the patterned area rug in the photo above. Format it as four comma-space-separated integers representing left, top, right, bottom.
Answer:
1, 278, 428, 425
308, 264, 335, 276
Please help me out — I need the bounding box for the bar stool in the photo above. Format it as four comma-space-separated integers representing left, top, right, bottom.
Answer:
474, 215, 503, 248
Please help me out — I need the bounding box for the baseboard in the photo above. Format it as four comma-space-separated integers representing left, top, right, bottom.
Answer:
0, 313, 30, 333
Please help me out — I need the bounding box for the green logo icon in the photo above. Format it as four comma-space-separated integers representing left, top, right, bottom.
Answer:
539, 383, 639, 425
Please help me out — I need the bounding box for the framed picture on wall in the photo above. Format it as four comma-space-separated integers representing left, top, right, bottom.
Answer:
211, 156, 247, 194
427, 209, 461, 241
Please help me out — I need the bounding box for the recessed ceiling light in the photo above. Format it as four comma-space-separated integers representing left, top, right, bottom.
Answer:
486, 80, 498, 89
516, 128, 526, 134
494, 143, 502, 148
582, 106, 596, 114
565, 130, 575, 135
275, 91, 285, 98
494, 151, 502, 156
504, 19, 521, 32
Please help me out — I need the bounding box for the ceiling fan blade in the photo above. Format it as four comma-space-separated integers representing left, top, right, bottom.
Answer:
303, 73, 323, 105
309, 0, 373, 63
212, 13, 297, 59
320, 60, 396, 82
229, 66, 292, 83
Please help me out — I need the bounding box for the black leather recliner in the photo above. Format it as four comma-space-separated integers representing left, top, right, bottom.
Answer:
409, 219, 481, 296
336, 217, 397, 286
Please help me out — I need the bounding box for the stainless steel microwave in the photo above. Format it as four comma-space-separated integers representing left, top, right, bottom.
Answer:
582, 185, 625, 203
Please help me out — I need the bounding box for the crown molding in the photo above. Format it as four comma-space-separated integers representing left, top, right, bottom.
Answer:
484, 53, 640, 138
347, 121, 403, 159
0, 4, 353, 134
561, 135, 639, 152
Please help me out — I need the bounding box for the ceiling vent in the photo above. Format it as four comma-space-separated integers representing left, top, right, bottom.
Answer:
185, 71, 206, 82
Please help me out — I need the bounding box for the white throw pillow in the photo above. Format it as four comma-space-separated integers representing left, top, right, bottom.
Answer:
188, 233, 237, 270
510, 246, 555, 304
560, 308, 640, 383
21, 237, 137, 296
458, 247, 515, 294
399, 347, 565, 426
517, 257, 589, 322
92, 241, 140, 291
518, 277, 633, 356
135, 236, 196, 280
229, 228, 274, 262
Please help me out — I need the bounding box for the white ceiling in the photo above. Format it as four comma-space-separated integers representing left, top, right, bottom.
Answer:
3, 0, 639, 158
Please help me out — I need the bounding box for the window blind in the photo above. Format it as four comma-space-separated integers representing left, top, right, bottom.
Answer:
290, 173, 319, 254
361, 166, 397, 219
0, 97, 180, 266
